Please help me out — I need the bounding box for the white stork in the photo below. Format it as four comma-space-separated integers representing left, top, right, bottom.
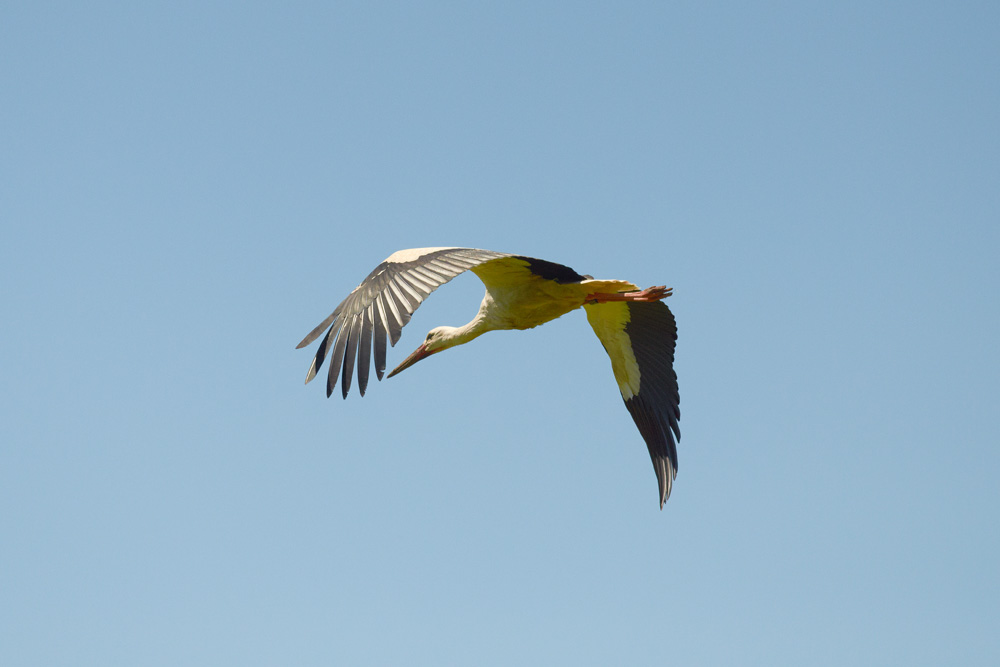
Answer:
297, 247, 681, 508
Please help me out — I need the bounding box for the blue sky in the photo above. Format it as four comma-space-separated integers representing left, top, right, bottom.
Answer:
2, 2, 998, 665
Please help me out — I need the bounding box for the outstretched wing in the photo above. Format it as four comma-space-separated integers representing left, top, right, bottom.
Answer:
297, 247, 511, 398
584, 300, 680, 508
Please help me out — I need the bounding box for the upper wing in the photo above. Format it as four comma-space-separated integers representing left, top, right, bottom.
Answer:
584, 300, 680, 508
297, 247, 511, 398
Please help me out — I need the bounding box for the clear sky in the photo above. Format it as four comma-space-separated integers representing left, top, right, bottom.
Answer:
2, 2, 998, 665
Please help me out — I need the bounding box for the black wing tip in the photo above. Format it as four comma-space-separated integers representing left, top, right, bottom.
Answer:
660, 429, 680, 508
623, 395, 679, 509
656, 456, 677, 509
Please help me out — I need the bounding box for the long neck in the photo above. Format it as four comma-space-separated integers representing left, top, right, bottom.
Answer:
434, 292, 504, 352
439, 311, 494, 350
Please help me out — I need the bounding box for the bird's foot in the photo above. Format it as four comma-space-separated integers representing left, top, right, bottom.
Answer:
586, 286, 672, 304
629, 285, 672, 301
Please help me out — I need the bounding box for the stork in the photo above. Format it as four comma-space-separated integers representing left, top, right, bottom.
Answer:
297, 247, 681, 508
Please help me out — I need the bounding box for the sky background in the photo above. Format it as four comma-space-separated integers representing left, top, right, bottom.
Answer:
2, 2, 998, 665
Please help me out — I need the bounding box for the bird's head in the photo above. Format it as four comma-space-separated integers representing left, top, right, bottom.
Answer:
387, 326, 456, 378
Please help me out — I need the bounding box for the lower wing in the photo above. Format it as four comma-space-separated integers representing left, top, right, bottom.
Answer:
584, 300, 681, 508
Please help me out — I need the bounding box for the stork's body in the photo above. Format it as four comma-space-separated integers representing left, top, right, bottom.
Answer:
298, 247, 681, 507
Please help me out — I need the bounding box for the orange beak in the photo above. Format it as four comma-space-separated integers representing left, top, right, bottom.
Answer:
387, 343, 434, 378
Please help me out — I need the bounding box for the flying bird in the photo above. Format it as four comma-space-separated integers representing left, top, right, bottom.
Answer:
297, 247, 681, 507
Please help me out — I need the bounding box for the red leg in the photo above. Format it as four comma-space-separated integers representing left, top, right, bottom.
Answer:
585, 285, 672, 303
